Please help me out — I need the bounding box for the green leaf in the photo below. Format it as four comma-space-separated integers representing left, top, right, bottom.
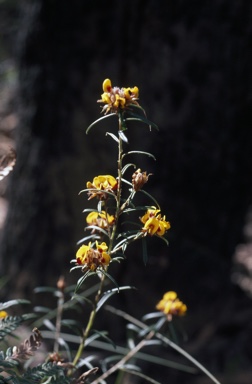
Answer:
77, 234, 101, 245
126, 113, 159, 131
70, 265, 83, 273
75, 271, 96, 293
121, 177, 133, 187
156, 235, 169, 246
34, 306, 52, 313
118, 130, 128, 143
86, 113, 116, 134
0, 315, 30, 341
90, 330, 116, 349
111, 233, 139, 253
99, 269, 119, 292
96, 286, 135, 312
138, 189, 161, 209
0, 299, 30, 311
20, 362, 70, 384
123, 206, 152, 214
123, 150, 156, 160
34, 286, 58, 294
121, 163, 135, 175
106, 132, 119, 143
84, 225, 109, 237
142, 312, 164, 322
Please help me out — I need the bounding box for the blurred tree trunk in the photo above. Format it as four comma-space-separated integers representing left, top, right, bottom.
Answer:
0, 1, 95, 295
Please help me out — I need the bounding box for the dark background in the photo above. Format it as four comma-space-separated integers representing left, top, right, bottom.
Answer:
0, 1, 252, 383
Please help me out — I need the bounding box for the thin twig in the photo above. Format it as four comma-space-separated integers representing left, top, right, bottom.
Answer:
90, 331, 155, 384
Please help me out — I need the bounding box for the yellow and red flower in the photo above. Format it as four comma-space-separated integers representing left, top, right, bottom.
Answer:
76, 241, 111, 272
98, 78, 139, 114
156, 291, 187, 320
86, 175, 117, 200
140, 207, 170, 236
86, 211, 115, 229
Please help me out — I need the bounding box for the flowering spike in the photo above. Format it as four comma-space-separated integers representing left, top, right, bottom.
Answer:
98, 79, 140, 115
156, 291, 187, 320
76, 241, 111, 272
140, 207, 170, 237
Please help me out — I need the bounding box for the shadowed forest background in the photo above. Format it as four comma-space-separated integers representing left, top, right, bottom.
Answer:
0, 1, 252, 383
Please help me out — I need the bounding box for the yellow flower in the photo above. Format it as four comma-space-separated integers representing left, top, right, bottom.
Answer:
98, 78, 139, 114
0, 311, 8, 319
76, 241, 111, 271
86, 175, 117, 200
140, 207, 170, 236
86, 211, 115, 229
156, 291, 187, 320
140, 207, 160, 223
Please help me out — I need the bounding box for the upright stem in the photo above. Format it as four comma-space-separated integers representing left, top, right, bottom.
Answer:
108, 112, 123, 254
71, 277, 104, 368
54, 290, 64, 353
72, 112, 124, 369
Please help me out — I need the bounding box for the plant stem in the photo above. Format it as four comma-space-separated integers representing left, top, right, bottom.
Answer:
54, 289, 64, 353
71, 113, 124, 370
109, 113, 123, 253
71, 275, 105, 368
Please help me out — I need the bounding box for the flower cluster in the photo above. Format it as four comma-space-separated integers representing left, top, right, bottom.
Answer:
98, 78, 139, 114
156, 291, 187, 320
86, 211, 115, 229
140, 207, 170, 236
76, 241, 111, 271
86, 175, 117, 200
132, 168, 151, 192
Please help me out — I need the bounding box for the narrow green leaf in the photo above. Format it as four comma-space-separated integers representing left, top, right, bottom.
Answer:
138, 189, 161, 209
70, 265, 83, 272
75, 271, 94, 293
85, 331, 109, 347
119, 130, 128, 143
96, 286, 135, 312
77, 234, 101, 245
121, 177, 133, 187
34, 287, 57, 294
0, 299, 30, 310
142, 312, 164, 322
86, 113, 116, 134
106, 132, 119, 143
91, 330, 116, 349
126, 113, 159, 131
34, 306, 52, 313
99, 269, 119, 293
83, 208, 100, 213
123, 150, 156, 160
123, 206, 152, 214
84, 225, 109, 237
121, 163, 135, 175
